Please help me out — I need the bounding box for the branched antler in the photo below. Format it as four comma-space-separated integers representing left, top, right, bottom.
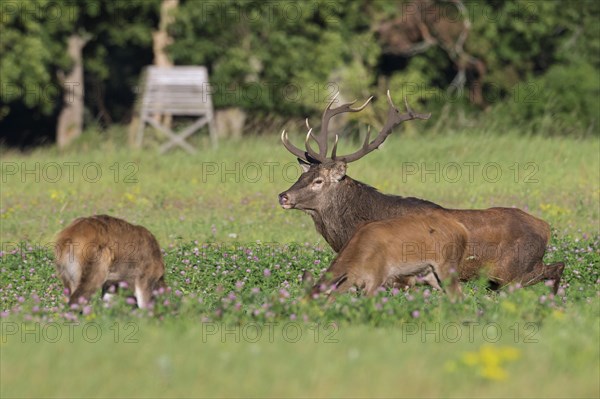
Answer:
281, 90, 430, 163
333, 91, 431, 163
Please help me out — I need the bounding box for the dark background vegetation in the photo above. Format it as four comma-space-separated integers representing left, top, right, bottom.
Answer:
1, 0, 598, 148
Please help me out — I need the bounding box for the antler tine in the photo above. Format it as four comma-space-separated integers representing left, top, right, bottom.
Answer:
330, 134, 339, 160
303, 118, 327, 162
304, 128, 326, 162
324, 91, 341, 112
311, 92, 339, 158
281, 130, 307, 160
386, 90, 431, 122
312, 93, 374, 159
334, 91, 431, 163
363, 125, 372, 149
281, 122, 328, 163
403, 96, 413, 114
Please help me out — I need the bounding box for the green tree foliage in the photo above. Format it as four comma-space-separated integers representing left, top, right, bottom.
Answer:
0, 0, 77, 118
167, 0, 598, 133
466, 0, 599, 92
1, 0, 598, 145
461, 0, 599, 134
168, 0, 378, 115
79, 0, 160, 124
1, 0, 159, 145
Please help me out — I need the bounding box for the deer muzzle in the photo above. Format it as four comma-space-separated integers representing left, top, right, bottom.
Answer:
278, 192, 293, 209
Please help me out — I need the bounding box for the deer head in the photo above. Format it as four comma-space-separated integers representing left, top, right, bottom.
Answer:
278, 90, 431, 210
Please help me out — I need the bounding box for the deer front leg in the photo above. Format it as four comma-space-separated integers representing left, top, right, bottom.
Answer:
432, 263, 464, 303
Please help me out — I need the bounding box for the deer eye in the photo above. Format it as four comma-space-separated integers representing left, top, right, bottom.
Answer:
313, 179, 324, 185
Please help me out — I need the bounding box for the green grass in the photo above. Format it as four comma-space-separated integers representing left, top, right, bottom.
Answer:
2, 315, 598, 398
1, 130, 598, 246
1, 129, 599, 398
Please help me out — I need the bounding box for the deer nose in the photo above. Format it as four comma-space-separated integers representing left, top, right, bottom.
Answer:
278, 192, 289, 205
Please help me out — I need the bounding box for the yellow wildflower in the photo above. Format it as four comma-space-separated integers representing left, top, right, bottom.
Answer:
481, 365, 508, 381
457, 345, 521, 382
552, 309, 566, 320
124, 192, 136, 203
501, 301, 517, 313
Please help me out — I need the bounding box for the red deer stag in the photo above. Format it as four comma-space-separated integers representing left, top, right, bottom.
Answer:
54, 215, 166, 308
279, 92, 564, 293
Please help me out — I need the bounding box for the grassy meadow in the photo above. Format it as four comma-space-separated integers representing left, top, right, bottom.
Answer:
1, 128, 599, 398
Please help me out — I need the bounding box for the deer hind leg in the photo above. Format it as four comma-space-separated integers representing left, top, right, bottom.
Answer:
519, 261, 565, 294
134, 276, 159, 309
68, 247, 110, 306
545, 262, 565, 294
55, 247, 82, 296
156, 275, 167, 290
58, 269, 77, 298
152, 275, 167, 294
101, 281, 119, 303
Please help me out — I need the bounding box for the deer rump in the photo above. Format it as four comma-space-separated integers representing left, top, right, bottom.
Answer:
312, 212, 467, 298
54, 215, 166, 308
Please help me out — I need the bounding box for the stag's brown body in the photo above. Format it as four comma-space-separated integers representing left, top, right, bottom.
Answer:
279, 91, 564, 293
54, 215, 166, 308
312, 212, 467, 298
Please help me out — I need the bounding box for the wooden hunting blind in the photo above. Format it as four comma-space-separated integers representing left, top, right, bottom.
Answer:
135, 66, 216, 153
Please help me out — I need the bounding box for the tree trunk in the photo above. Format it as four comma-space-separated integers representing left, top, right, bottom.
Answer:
153, 0, 178, 127
153, 0, 178, 68
56, 34, 87, 148
129, 0, 179, 147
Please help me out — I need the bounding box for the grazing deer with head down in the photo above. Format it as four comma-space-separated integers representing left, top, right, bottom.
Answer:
279, 91, 564, 293
54, 215, 166, 308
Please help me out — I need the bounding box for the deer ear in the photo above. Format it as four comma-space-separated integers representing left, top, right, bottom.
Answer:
297, 158, 312, 173
330, 161, 347, 181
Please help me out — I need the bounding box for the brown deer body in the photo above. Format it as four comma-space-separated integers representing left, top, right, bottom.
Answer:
279, 92, 564, 293
54, 215, 166, 308
311, 212, 467, 299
